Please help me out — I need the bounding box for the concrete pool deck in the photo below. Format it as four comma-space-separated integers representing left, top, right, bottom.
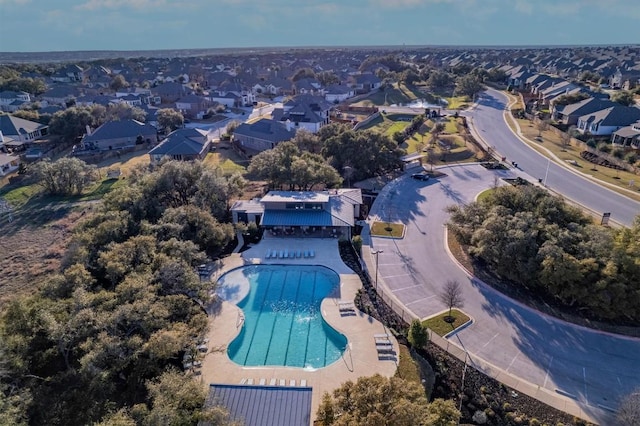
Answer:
199, 238, 399, 423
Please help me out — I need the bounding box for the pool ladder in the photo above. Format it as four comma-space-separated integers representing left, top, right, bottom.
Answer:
236, 311, 245, 329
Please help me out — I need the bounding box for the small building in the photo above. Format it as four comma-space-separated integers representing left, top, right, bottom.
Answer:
611, 120, 640, 150
231, 189, 363, 239
0, 152, 20, 176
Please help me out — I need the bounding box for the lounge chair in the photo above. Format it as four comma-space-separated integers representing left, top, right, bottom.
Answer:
303, 250, 309, 258
296, 249, 302, 258
247, 378, 254, 385
283, 249, 289, 258
269, 378, 276, 386
279, 250, 284, 258
338, 301, 355, 312
289, 379, 296, 387
374, 333, 389, 339
239, 378, 247, 385
265, 249, 271, 259
259, 378, 266, 385
309, 249, 315, 258
300, 379, 307, 387
279, 379, 286, 386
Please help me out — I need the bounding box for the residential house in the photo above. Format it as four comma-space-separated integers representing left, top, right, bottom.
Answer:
552, 97, 618, 125
293, 78, 322, 96
0, 114, 49, 147
81, 119, 158, 151
231, 188, 363, 239
324, 84, 355, 103
40, 86, 80, 106
148, 127, 211, 163
611, 120, 640, 149
175, 94, 211, 119
50, 64, 85, 83
0, 91, 31, 112
271, 94, 332, 133
576, 106, 640, 136
233, 118, 297, 153
350, 73, 381, 94
151, 82, 187, 103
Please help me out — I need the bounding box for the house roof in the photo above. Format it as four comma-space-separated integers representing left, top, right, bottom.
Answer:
234, 119, 296, 143
206, 384, 311, 426
84, 119, 157, 142
261, 191, 330, 203
579, 106, 640, 127
559, 97, 617, 117
613, 125, 640, 138
148, 128, 209, 157
230, 199, 264, 215
0, 114, 47, 137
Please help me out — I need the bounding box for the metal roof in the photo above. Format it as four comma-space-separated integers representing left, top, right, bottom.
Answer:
262, 209, 333, 227
206, 384, 312, 426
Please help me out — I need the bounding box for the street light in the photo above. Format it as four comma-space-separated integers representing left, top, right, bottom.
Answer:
372, 250, 383, 292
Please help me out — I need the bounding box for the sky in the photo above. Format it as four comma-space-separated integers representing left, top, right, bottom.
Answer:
0, 0, 638, 52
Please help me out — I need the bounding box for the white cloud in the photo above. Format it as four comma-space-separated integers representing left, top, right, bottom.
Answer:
0, 0, 30, 4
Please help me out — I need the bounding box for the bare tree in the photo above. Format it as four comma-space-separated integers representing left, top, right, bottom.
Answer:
617, 389, 640, 426
536, 119, 549, 137
439, 280, 464, 320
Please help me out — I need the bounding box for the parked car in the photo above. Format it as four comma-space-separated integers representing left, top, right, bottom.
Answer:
411, 173, 430, 181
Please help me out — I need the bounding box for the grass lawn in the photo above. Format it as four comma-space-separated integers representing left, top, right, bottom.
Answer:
423, 309, 471, 337
353, 83, 420, 106
513, 117, 640, 203
476, 188, 494, 202
395, 344, 422, 385
444, 96, 469, 110
444, 117, 459, 134
0, 182, 41, 208
203, 150, 249, 174
370, 221, 405, 238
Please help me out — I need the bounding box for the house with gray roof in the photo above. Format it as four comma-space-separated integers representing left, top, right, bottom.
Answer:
553, 97, 618, 125
81, 119, 158, 151
148, 127, 211, 163
231, 188, 363, 239
577, 106, 640, 136
0, 91, 31, 112
272, 94, 332, 134
233, 118, 296, 153
175, 94, 211, 119
611, 120, 640, 150
40, 86, 80, 106
324, 84, 355, 103
0, 114, 48, 146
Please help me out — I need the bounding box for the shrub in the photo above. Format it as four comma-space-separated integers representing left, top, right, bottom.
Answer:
351, 235, 362, 254
612, 148, 625, 159
530, 419, 541, 426
586, 138, 597, 148
624, 152, 638, 165
597, 142, 611, 153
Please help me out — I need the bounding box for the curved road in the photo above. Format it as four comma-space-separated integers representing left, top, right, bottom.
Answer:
369, 165, 640, 423
466, 88, 640, 226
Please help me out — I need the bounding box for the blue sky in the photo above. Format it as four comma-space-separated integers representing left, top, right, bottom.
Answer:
0, 0, 638, 52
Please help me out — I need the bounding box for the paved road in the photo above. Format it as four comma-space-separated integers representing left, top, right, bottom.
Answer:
368, 164, 640, 424
465, 89, 640, 227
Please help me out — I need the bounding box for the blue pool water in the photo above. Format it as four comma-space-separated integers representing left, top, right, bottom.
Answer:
223, 265, 348, 369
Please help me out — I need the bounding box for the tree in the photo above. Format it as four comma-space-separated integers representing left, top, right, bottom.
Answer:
560, 130, 572, 148
617, 389, 640, 426
438, 280, 464, 320
316, 71, 340, 87
226, 120, 241, 135
454, 75, 484, 98
30, 157, 97, 196
110, 74, 128, 92
292, 67, 316, 81
156, 108, 184, 133
292, 129, 322, 154
408, 319, 429, 349
316, 374, 456, 426
427, 71, 453, 90
611, 90, 635, 106
48, 106, 99, 142
536, 119, 549, 137
105, 103, 146, 122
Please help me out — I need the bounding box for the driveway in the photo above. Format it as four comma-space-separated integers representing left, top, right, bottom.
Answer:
367, 163, 640, 424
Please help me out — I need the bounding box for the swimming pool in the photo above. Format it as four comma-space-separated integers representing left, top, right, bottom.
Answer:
222, 265, 348, 369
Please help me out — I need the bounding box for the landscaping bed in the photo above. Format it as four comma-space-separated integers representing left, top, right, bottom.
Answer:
370, 221, 405, 238
423, 309, 471, 337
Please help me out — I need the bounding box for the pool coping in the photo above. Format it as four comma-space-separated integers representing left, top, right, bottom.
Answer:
198, 239, 399, 425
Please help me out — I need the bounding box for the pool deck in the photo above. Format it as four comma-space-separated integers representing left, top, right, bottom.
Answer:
199, 238, 399, 424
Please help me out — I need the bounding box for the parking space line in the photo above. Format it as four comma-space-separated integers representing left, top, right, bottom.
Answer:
507, 353, 519, 371
543, 356, 553, 388
380, 273, 410, 279
481, 332, 500, 349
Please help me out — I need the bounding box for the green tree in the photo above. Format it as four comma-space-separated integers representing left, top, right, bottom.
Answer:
454, 75, 484, 98
49, 106, 98, 141
30, 157, 97, 196
157, 108, 184, 133
316, 374, 450, 426
408, 319, 429, 349
110, 74, 128, 92
611, 90, 635, 106
106, 102, 147, 122
427, 71, 453, 90
292, 128, 322, 154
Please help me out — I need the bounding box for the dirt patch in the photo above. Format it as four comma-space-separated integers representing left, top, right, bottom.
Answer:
0, 207, 86, 306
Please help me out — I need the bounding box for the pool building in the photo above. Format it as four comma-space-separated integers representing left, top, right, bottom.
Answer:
230, 189, 363, 239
